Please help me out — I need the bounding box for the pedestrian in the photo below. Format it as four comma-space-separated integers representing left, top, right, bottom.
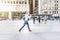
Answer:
19, 11, 31, 32
41, 16, 44, 22
33, 16, 35, 24
38, 16, 41, 23
44, 16, 48, 24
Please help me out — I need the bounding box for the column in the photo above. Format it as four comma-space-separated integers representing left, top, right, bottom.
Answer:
38, 0, 40, 14
26, 0, 29, 14
8, 11, 12, 20
33, 0, 35, 14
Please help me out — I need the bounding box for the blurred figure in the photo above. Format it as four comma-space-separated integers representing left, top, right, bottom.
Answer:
44, 16, 48, 24
38, 16, 41, 23
33, 16, 35, 24
41, 16, 44, 22
19, 11, 31, 32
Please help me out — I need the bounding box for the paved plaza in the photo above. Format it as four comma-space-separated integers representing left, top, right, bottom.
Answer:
0, 20, 60, 40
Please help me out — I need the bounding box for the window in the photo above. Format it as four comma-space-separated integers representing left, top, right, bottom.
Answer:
57, 11, 58, 13
13, 1, 15, 4
5, 1, 6, 3
56, 4, 58, 6
54, 11, 58, 14
19, 1, 21, 4
55, 4, 58, 6
7, 1, 9, 3
44, 11, 48, 13
25, 0, 27, 4
52, 11, 54, 13
16, 1, 18, 4
54, 1, 58, 3
35, 0, 38, 7
55, 11, 56, 14
12, 12, 24, 20
22, 1, 24, 4
25, 2, 27, 4
0, 12, 8, 20
57, 1, 58, 3
50, 11, 51, 13
50, 7, 51, 9
55, 7, 58, 10
11, 1, 12, 4
54, 1, 56, 3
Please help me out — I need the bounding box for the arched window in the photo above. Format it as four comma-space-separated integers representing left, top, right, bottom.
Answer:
16, 1, 18, 4
19, 1, 21, 4
22, 1, 24, 4
13, 1, 15, 4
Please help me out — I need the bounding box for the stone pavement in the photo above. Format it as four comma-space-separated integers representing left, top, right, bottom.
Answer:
0, 20, 60, 40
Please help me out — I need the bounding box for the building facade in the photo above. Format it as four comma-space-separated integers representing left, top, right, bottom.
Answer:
0, 0, 29, 20
29, 0, 38, 14
0, 0, 60, 20
38, 0, 60, 16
